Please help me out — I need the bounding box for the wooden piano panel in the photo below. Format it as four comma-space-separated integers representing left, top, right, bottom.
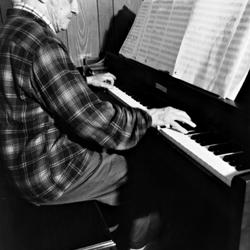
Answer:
137, 128, 249, 250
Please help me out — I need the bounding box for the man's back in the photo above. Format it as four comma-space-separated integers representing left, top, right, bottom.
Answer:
0, 7, 152, 204
0, 8, 89, 203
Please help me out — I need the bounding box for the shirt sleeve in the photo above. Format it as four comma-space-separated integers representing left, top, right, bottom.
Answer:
32, 40, 152, 150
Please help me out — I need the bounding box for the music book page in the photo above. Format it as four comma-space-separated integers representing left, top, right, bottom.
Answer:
173, 0, 250, 100
119, 0, 153, 60
119, 0, 250, 100
136, 0, 194, 73
120, 0, 195, 73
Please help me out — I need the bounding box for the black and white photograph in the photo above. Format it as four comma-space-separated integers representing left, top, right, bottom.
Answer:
0, 0, 249, 249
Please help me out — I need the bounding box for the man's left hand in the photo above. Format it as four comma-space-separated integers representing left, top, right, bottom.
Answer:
87, 72, 116, 89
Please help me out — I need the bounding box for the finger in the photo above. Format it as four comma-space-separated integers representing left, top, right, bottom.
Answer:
102, 75, 115, 85
103, 74, 116, 83
178, 118, 196, 128
104, 77, 115, 85
104, 83, 114, 89
101, 82, 114, 89
173, 111, 196, 128
171, 121, 188, 134
90, 80, 107, 88
174, 110, 193, 121
104, 72, 116, 80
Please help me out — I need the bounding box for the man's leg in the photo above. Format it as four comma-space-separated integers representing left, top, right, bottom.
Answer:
41, 151, 128, 206
39, 150, 161, 250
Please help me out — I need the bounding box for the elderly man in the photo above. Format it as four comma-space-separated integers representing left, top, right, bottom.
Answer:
0, 0, 195, 249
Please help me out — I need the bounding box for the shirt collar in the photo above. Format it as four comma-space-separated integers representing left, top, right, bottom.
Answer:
13, 2, 55, 33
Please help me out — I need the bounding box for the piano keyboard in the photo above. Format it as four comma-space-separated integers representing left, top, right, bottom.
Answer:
108, 86, 147, 111
108, 86, 249, 186
159, 128, 248, 186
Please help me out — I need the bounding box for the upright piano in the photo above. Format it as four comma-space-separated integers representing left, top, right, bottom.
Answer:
95, 52, 250, 250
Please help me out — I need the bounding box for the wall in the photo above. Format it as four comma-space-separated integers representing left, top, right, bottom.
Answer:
0, 0, 142, 67
0, 0, 12, 25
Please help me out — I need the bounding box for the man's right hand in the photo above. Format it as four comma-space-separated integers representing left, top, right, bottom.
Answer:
147, 107, 196, 134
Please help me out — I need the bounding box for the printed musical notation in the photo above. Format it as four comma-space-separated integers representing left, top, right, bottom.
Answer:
120, 0, 193, 73
119, 0, 152, 59
120, 0, 250, 100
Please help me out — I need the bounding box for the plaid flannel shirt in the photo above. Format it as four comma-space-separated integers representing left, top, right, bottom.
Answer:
0, 8, 152, 203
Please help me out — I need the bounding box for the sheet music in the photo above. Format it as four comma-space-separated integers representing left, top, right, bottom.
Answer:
219, 2, 250, 99
120, 0, 195, 73
135, 0, 175, 72
119, 0, 152, 59
119, 0, 250, 100
174, 0, 250, 100
153, 0, 194, 73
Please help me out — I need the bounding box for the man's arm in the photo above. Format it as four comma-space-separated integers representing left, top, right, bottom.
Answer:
32, 41, 152, 150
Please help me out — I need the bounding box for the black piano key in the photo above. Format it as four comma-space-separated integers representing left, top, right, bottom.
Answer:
235, 163, 249, 171
223, 153, 244, 162
208, 143, 242, 155
187, 125, 209, 135
223, 153, 249, 171
190, 132, 226, 146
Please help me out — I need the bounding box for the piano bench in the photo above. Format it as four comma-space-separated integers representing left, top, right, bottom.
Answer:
0, 179, 116, 250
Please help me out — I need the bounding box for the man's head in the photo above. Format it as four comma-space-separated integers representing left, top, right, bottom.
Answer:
13, 0, 79, 32
45, 0, 79, 32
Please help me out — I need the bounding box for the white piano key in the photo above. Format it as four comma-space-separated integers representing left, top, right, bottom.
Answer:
108, 86, 147, 111
159, 128, 249, 186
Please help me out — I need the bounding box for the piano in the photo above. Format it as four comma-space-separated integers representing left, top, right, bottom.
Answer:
93, 52, 250, 250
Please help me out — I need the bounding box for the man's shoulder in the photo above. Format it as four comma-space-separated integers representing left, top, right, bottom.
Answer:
4, 16, 64, 56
